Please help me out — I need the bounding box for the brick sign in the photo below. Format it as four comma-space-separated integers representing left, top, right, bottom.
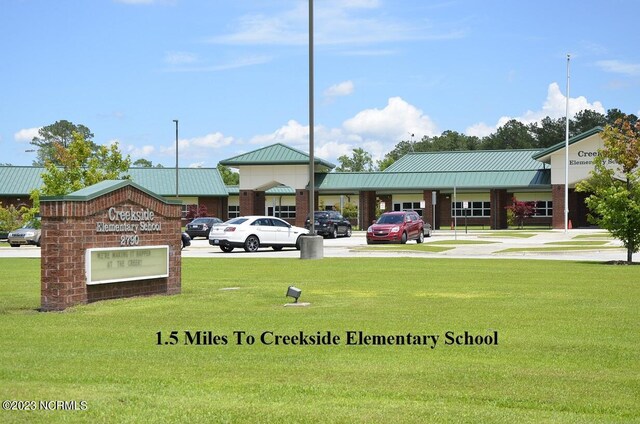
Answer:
40, 180, 182, 311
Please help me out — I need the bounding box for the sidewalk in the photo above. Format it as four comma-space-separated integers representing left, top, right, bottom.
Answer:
413, 228, 626, 261
0, 228, 630, 262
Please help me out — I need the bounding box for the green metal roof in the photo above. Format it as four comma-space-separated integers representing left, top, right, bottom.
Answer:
385, 149, 546, 173
128, 168, 227, 196
532, 127, 603, 162
316, 169, 550, 191
41, 179, 180, 204
226, 185, 296, 195
0, 166, 46, 196
0, 166, 227, 197
220, 143, 335, 169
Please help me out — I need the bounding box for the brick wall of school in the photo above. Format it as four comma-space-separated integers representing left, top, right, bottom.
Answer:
40, 185, 181, 311
239, 190, 265, 218
358, 191, 377, 230
295, 190, 310, 228
198, 196, 228, 222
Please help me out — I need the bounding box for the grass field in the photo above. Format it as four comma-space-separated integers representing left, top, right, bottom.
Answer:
1, 257, 638, 423
498, 246, 624, 253
479, 232, 538, 238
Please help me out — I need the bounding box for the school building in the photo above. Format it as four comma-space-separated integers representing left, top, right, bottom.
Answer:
0, 127, 607, 230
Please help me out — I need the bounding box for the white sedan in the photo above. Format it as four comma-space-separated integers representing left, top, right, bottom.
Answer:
208, 216, 309, 253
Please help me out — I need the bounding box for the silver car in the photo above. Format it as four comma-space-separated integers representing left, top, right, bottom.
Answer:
8, 225, 41, 247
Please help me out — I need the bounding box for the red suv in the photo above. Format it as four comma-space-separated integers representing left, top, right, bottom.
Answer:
366, 211, 425, 244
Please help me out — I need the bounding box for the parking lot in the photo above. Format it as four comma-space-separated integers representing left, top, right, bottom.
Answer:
1, 229, 626, 262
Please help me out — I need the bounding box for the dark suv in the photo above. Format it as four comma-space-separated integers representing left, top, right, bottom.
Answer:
305, 211, 352, 238
185, 217, 222, 239
366, 211, 425, 244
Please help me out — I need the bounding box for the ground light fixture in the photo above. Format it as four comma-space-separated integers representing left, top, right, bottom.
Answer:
286, 286, 302, 303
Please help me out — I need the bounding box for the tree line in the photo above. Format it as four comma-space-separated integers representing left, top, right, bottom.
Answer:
337, 108, 638, 172
19, 120, 239, 185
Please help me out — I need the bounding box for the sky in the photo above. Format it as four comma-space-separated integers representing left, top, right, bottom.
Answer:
1, 0, 639, 168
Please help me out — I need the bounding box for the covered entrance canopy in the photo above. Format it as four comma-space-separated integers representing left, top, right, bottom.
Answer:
220, 143, 335, 227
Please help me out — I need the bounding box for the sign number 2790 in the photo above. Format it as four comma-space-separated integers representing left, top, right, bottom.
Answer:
120, 235, 140, 246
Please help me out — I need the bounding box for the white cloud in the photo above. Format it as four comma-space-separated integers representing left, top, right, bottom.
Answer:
465, 82, 605, 137
160, 132, 233, 158
250, 120, 309, 145
188, 162, 204, 168
164, 51, 198, 65
324, 80, 355, 98
206, 1, 465, 46
189, 132, 233, 149
465, 122, 496, 138
125, 144, 156, 158
337, 49, 396, 57
114, 0, 173, 5
164, 55, 272, 73
339, 0, 381, 8
343, 96, 438, 140
14, 127, 40, 142
114, 0, 155, 4
596, 60, 640, 76
315, 141, 353, 161
97, 111, 125, 120
250, 96, 437, 164
207, 5, 307, 46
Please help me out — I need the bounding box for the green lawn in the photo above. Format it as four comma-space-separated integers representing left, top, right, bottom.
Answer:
498, 246, 623, 253
1, 258, 638, 423
426, 240, 500, 245
357, 244, 454, 253
572, 233, 613, 240
479, 232, 538, 238
545, 241, 610, 246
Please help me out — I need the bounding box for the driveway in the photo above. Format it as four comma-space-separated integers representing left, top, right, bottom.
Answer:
184, 229, 626, 262
0, 229, 629, 262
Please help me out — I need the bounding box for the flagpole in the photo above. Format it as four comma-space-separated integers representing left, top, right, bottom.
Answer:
453, 175, 457, 240
564, 54, 570, 233
308, 0, 315, 234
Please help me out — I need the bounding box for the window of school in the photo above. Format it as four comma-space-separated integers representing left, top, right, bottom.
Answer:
228, 205, 240, 218
393, 202, 423, 216
267, 205, 296, 219
533, 200, 553, 217
451, 201, 491, 217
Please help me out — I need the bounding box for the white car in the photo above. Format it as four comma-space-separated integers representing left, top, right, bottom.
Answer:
208, 216, 309, 253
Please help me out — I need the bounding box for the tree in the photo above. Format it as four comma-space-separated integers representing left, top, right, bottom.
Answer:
336, 147, 374, 172
341, 202, 358, 221
505, 197, 536, 229
39, 132, 131, 196
217, 164, 239, 185
606, 108, 638, 126
185, 204, 209, 221
572, 109, 606, 135
529, 116, 567, 148
378, 140, 415, 170
431, 130, 480, 151
31, 120, 96, 166
481, 119, 535, 150
0, 203, 27, 233
577, 117, 640, 263
132, 159, 164, 168
133, 158, 153, 167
